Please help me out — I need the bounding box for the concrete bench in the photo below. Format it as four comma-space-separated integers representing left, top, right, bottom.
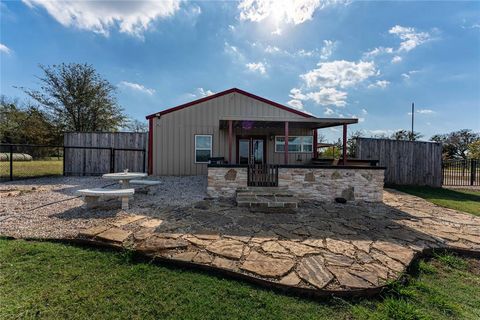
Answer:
77, 188, 135, 210
130, 180, 161, 194
130, 180, 161, 186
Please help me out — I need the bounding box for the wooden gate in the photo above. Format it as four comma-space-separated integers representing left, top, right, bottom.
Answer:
247, 164, 278, 187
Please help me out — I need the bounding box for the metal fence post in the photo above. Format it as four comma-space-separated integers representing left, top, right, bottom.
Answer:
471, 159, 476, 186
63, 147, 66, 176
110, 148, 115, 173
142, 150, 146, 173
9, 144, 13, 181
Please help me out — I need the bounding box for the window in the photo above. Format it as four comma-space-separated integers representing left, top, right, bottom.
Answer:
195, 135, 212, 163
275, 136, 313, 153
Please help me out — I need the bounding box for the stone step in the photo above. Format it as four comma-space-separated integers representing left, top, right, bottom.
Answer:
236, 186, 293, 198
236, 194, 298, 209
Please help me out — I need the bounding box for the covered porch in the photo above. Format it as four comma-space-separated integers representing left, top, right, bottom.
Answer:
209, 116, 385, 202
218, 116, 358, 166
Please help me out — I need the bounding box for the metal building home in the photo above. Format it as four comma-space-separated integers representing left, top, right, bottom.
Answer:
146, 88, 385, 202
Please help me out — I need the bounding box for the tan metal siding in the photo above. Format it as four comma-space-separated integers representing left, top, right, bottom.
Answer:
152, 92, 312, 175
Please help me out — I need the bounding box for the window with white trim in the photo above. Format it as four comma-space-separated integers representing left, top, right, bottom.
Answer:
195, 135, 212, 163
275, 136, 313, 153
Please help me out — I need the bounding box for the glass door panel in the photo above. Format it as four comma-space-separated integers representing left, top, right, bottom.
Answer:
239, 139, 250, 164
252, 139, 264, 164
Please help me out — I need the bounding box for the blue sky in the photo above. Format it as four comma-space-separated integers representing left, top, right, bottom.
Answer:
1, 0, 479, 141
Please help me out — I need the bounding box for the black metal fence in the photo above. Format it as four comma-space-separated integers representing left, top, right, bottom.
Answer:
442, 159, 479, 186
0, 144, 146, 182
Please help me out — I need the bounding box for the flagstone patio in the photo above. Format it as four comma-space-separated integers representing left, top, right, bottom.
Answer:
77, 189, 480, 295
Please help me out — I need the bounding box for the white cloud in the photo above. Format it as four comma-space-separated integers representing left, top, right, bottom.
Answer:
271, 27, 282, 35
260, 41, 336, 60
289, 87, 346, 108
417, 109, 435, 114
22, 0, 182, 37
0, 43, 11, 54
264, 45, 281, 53
368, 80, 390, 89
324, 107, 335, 115
402, 69, 420, 80
409, 109, 435, 115
389, 25, 431, 52
301, 60, 377, 88
287, 99, 304, 110
361, 108, 368, 115
238, 0, 346, 25
245, 62, 267, 75
295, 49, 315, 57
196, 88, 214, 97
119, 81, 155, 95
306, 87, 347, 107
391, 55, 402, 63
319, 40, 336, 60
291, 59, 376, 110
289, 88, 308, 100
224, 41, 246, 63
363, 46, 393, 59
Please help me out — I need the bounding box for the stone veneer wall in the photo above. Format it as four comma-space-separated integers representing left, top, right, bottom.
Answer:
207, 167, 249, 198
207, 166, 385, 202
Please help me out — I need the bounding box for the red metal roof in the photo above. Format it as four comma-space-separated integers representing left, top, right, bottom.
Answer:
145, 88, 314, 119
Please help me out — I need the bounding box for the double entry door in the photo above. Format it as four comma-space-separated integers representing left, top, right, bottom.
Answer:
238, 137, 265, 165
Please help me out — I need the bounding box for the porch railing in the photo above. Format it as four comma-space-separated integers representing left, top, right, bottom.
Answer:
247, 164, 279, 187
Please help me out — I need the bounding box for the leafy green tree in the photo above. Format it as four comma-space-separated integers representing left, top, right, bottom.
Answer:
390, 129, 423, 141
125, 119, 148, 132
347, 130, 364, 157
431, 129, 480, 160
21, 63, 126, 132
468, 141, 480, 159
0, 96, 57, 145
319, 139, 342, 158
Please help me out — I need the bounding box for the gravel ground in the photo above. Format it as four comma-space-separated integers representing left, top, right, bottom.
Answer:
0, 176, 207, 239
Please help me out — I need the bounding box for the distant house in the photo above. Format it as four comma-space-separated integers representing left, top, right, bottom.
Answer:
146, 88, 357, 176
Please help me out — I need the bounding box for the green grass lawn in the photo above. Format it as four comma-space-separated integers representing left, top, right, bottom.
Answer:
393, 186, 480, 216
1, 239, 479, 320
0, 160, 63, 179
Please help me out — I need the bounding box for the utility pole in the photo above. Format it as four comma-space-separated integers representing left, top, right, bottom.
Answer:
411, 102, 415, 141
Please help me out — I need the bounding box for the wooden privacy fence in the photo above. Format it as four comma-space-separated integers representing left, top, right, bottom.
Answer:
64, 132, 147, 176
356, 138, 442, 187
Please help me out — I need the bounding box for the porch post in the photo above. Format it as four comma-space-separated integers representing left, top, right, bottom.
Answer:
313, 129, 318, 159
228, 120, 233, 164
148, 118, 153, 175
284, 121, 289, 165
342, 124, 347, 165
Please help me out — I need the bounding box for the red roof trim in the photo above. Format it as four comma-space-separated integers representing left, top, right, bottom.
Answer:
145, 88, 313, 119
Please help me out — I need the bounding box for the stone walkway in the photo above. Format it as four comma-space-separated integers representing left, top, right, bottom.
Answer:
77, 189, 480, 294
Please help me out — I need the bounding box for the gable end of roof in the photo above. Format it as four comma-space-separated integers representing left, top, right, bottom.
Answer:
145, 88, 313, 119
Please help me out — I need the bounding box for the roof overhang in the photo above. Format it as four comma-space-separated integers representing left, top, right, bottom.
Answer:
219, 116, 358, 130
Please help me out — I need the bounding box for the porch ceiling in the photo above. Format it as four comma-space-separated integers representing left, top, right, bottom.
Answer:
219, 116, 358, 130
